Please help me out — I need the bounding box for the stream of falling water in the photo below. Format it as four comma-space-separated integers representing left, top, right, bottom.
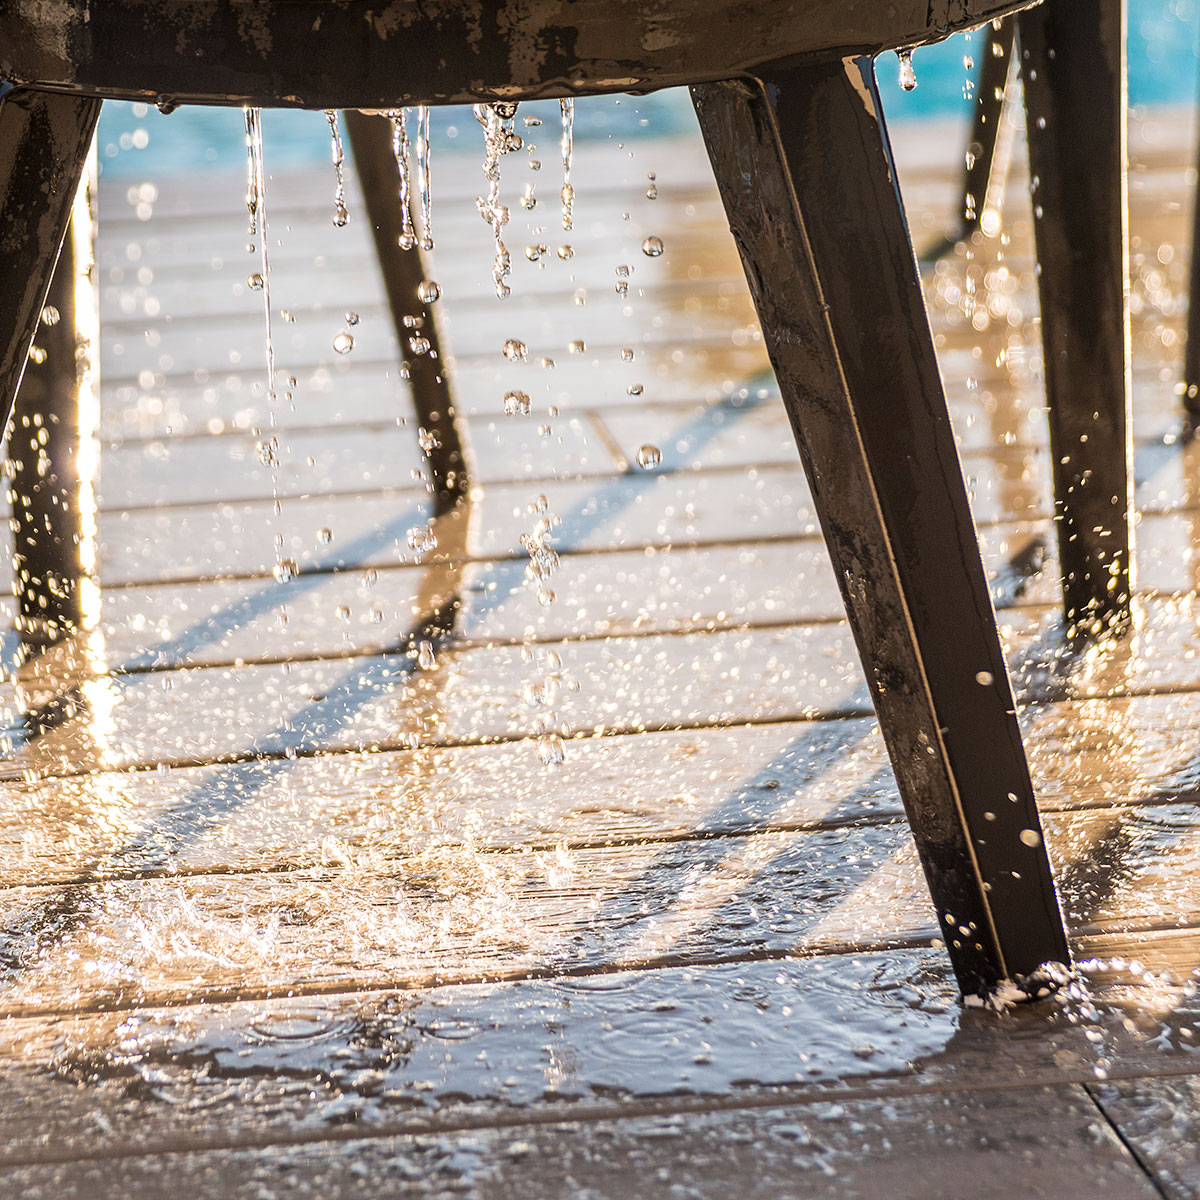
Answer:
475, 103, 520, 298
559, 98, 574, 233
243, 108, 275, 405
389, 109, 418, 250
416, 105, 434, 250
324, 109, 349, 227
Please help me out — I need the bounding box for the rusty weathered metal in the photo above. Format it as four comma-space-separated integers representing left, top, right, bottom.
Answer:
1019, 0, 1133, 632
692, 58, 1070, 999
0, 0, 1036, 111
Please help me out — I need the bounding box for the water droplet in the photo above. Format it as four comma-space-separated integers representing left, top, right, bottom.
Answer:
557, 245, 574, 260
282, 310, 296, 324
537, 587, 556, 607
568, 340, 586, 354
641, 236, 664, 257
504, 390, 532, 416
636, 444, 662, 469
345, 311, 360, 326
1019, 828, 1042, 848
626, 383, 644, 396
407, 524, 437, 554
897, 48, 918, 91
317, 527, 333, 544
503, 338, 528, 361
335, 605, 351, 622
273, 558, 298, 583
646, 172, 658, 200
368, 607, 384, 624
417, 280, 441, 304
333, 331, 355, 355
537, 732, 565, 765
417, 640, 437, 670
621, 347, 635, 362
408, 335, 431, 356
525, 244, 549, 262
975, 670, 994, 686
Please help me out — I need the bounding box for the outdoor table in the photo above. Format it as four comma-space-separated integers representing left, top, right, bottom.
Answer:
0, 0, 1131, 1003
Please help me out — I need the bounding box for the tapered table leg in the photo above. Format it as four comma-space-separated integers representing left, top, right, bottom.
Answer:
692, 57, 1070, 1001
1184, 118, 1200, 419
1018, 0, 1133, 632
344, 110, 469, 517
10, 220, 89, 645
0, 88, 100, 432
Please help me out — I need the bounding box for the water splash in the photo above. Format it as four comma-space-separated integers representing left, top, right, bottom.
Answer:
389, 110, 417, 251
415, 105, 434, 250
324, 110, 349, 227
475, 103, 520, 298
560, 98, 574, 233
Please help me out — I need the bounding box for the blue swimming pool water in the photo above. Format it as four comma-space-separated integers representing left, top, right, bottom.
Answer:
96, 0, 1199, 179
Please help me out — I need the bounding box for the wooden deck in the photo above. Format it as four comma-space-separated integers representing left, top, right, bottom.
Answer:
2, 99, 1200, 1196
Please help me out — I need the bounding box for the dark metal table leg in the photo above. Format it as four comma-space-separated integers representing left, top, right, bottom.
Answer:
10, 219, 89, 645
1184, 117, 1200, 420
344, 110, 469, 518
692, 57, 1070, 1001
1018, 0, 1133, 633
0, 87, 100, 432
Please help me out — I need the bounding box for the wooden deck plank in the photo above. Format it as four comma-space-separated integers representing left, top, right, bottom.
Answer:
0, 1085, 1157, 1200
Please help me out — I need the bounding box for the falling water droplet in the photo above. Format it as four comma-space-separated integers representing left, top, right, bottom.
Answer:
335, 605, 351, 622
525, 244, 549, 262
636, 444, 662, 469
317, 528, 333, 544
641, 236, 664, 257
1019, 828, 1042, 847
897, 49, 918, 91
247, 273, 264, 290
417, 640, 437, 670
282, 310, 296, 324
407, 524, 437, 554
324, 109, 350, 226
646, 172, 658, 200
975, 670, 994, 686
333, 331, 355, 355
273, 558, 298, 583
503, 338, 528, 361
538, 733, 566, 765
504, 390, 532, 416
345, 311, 360, 326
568, 340, 586, 354
626, 383, 644, 396
557, 245, 574, 261
417, 280, 441, 304
408, 334, 431, 356
621, 347, 635, 362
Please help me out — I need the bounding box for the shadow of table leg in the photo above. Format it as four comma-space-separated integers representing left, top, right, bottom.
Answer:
1018, 0, 1133, 633
692, 56, 1070, 1001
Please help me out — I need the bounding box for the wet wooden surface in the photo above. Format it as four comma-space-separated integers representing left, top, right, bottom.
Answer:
4, 97, 1200, 1195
